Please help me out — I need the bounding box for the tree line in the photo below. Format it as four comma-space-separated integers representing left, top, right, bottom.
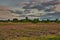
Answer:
0, 17, 60, 23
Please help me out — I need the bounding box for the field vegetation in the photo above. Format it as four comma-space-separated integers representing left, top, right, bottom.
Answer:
0, 17, 60, 40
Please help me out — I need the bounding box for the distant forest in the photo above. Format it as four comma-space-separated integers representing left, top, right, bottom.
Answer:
0, 17, 60, 23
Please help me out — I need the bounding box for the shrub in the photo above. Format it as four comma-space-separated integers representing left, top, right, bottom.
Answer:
32, 18, 40, 23
55, 19, 60, 23
12, 18, 18, 22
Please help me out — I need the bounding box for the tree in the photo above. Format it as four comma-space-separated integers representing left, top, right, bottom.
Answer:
46, 19, 50, 22
12, 18, 18, 22
32, 18, 40, 23
55, 19, 59, 23
26, 17, 28, 20
20, 17, 30, 22
8, 19, 10, 22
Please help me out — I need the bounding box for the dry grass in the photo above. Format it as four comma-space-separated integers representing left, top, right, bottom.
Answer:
0, 22, 60, 40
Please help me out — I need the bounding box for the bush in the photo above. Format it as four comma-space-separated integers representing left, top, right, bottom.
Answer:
20, 17, 32, 22
32, 18, 40, 23
55, 19, 60, 23
12, 18, 18, 22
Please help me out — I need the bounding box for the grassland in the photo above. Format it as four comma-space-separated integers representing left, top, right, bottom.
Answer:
0, 22, 60, 40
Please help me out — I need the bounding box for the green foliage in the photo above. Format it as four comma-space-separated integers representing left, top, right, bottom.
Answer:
0, 17, 60, 23
41, 20, 45, 22
41, 19, 51, 23
20, 17, 32, 22
48, 37, 60, 40
26, 17, 28, 20
32, 18, 40, 23
8, 19, 10, 22
12, 18, 18, 22
46, 19, 51, 23
55, 19, 60, 23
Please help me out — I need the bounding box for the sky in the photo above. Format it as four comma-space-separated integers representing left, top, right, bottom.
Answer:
0, 0, 60, 20
0, 0, 29, 7
0, 0, 52, 7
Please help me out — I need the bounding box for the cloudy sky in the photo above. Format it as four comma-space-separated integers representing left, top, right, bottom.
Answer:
0, 0, 60, 20
0, 0, 52, 7
0, 0, 28, 7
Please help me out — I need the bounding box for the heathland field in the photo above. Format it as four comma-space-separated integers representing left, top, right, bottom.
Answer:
0, 22, 60, 40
